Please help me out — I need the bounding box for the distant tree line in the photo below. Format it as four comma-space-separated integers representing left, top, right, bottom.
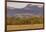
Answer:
7, 16, 43, 25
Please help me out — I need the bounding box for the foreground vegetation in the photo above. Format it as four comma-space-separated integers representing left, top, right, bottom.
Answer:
7, 24, 43, 30
7, 16, 43, 25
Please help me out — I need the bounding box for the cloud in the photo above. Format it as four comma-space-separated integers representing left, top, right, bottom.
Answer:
7, 2, 43, 8
7, 2, 29, 8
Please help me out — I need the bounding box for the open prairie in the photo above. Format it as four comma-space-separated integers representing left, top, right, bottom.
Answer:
7, 24, 43, 31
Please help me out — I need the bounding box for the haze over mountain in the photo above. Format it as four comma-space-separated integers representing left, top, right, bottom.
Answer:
7, 4, 43, 16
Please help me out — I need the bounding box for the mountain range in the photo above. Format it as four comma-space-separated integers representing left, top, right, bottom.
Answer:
7, 4, 43, 16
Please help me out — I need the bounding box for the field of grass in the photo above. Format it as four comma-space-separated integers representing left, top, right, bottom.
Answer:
7, 24, 43, 31
7, 16, 43, 25
7, 16, 44, 31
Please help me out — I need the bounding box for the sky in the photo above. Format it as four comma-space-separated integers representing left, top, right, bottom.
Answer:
7, 0, 44, 9
7, 2, 43, 8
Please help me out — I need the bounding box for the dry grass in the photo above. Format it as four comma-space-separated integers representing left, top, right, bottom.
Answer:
7, 24, 43, 31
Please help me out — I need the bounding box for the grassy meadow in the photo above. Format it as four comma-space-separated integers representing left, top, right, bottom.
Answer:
7, 16, 44, 30
7, 16, 43, 25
